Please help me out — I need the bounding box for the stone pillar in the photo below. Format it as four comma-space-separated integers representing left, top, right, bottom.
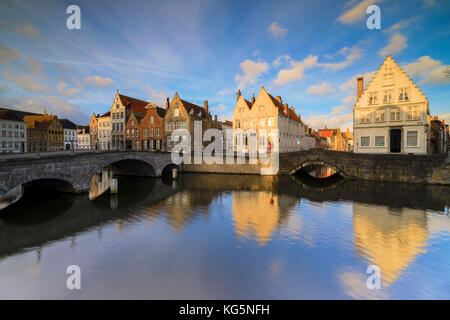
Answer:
110, 178, 118, 194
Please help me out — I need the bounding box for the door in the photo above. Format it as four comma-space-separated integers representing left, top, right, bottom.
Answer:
390, 129, 401, 153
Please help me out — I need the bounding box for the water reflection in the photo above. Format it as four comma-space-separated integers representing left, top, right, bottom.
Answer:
89, 166, 115, 200
0, 173, 449, 299
353, 204, 428, 286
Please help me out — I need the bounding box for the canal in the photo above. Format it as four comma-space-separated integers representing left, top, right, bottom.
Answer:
0, 171, 449, 299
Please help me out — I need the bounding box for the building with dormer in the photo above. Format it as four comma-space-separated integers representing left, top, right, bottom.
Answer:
233, 86, 306, 153
109, 90, 153, 150
353, 56, 431, 154
164, 92, 220, 151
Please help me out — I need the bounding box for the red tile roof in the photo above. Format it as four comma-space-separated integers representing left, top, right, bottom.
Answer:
318, 130, 332, 138
119, 94, 151, 114
180, 99, 207, 119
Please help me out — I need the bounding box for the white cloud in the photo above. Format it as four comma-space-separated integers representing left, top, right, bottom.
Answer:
379, 33, 408, 57
2, 70, 50, 93
147, 87, 169, 106
84, 75, 114, 88
339, 71, 375, 92
402, 56, 450, 85
57, 81, 82, 98
272, 55, 291, 68
306, 81, 336, 96
12, 24, 44, 39
423, 0, 436, 7
0, 95, 88, 124
384, 19, 410, 34
0, 45, 21, 64
218, 88, 235, 96
319, 46, 363, 71
337, 0, 384, 24
268, 22, 287, 38
304, 112, 353, 130
210, 103, 227, 113
235, 59, 269, 89
25, 57, 44, 75
272, 55, 318, 86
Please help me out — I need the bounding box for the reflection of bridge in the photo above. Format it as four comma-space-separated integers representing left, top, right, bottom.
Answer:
279, 148, 450, 185
0, 151, 177, 196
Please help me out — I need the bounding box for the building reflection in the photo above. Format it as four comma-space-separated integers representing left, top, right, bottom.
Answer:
352, 203, 428, 286
89, 167, 114, 200
232, 191, 297, 245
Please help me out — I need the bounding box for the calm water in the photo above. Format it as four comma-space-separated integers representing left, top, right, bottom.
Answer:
0, 172, 449, 299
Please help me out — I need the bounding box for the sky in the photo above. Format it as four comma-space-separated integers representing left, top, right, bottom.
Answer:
0, 0, 449, 129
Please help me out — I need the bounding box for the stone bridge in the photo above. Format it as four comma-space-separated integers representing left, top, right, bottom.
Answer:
279, 148, 450, 185
0, 151, 177, 196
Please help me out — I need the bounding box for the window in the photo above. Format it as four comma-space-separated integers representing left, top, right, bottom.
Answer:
150, 116, 154, 124
239, 108, 244, 113
131, 120, 134, 126
250, 119, 256, 128
156, 128, 160, 136
383, 90, 393, 103
144, 128, 147, 137
360, 111, 371, 123
150, 128, 154, 137
135, 129, 139, 137
174, 121, 179, 130
382, 73, 394, 86
369, 92, 378, 104
361, 136, 370, 147
259, 118, 265, 127
174, 108, 179, 117
167, 121, 173, 131
136, 141, 139, 150
375, 136, 385, 147
259, 136, 266, 146
375, 110, 385, 122
181, 121, 187, 129
407, 131, 418, 146
399, 88, 409, 101
259, 105, 265, 112
391, 108, 401, 121
407, 106, 419, 120
268, 117, 275, 127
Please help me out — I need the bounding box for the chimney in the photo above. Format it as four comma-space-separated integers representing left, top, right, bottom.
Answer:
165, 97, 169, 108
236, 89, 241, 102
276, 96, 282, 105
305, 125, 308, 133
357, 76, 364, 102
214, 115, 217, 122
283, 104, 288, 115
309, 128, 312, 135
251, 93, 255, 104
204, 100, 209, 114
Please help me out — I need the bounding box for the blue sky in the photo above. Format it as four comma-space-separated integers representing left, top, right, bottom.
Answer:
0, 0, 449, 128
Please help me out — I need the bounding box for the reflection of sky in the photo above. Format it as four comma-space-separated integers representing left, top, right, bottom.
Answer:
0, 190, 449, 299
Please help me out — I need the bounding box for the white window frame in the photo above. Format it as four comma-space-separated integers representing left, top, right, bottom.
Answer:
360, 136, 370, 147
406, 130, 419, 147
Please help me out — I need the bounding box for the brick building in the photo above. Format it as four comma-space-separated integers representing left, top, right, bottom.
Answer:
139, 103, 166, 151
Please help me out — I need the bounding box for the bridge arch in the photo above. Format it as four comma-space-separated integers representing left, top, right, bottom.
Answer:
4, 173, 78, 196
289, 159, 348, 178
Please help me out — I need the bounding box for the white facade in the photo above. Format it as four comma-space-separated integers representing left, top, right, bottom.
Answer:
353, 56, 430, 155
98, 115, 111, 150
77, 129, 91, 150
64, 128, 78, 150
233, 87, 305, 154
0, 118, 26, 153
